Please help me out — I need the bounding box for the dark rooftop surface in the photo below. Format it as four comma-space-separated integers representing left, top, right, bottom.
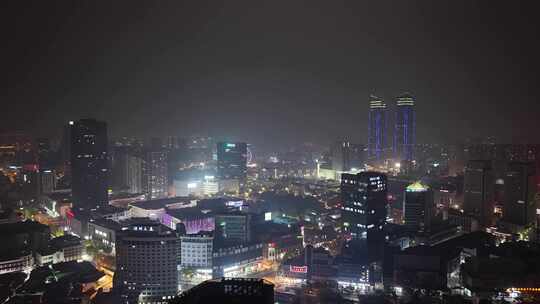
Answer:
130, 197, 192, 210
0, 220, 49, 236
88, 217, 123, 231
165, 207, 209, 220
18, 261, 104, 295
50, 234, 82, 249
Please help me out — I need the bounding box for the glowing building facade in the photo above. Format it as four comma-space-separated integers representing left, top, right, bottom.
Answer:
368, 95, 387, 161
393, 93, 415, 162
217, 142, 247, 181
403, 182, 434, 232
145, 151, 168, 199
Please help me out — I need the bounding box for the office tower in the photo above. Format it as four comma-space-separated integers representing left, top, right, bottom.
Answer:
171, 278, 274, 304
217, 142, 247, 182
393, 92, 416, 162
503, 162, 536, 226
349, 143, 367, 169
36, 137, 52, 167
39, 169, 56, 194
331, 141, 351, 172
145, 150, 168, 199
112, 147, 143, 194
341, 172, 387, 260
463, 160, 494, 227
214, 213, 251, 246
114, 221, 179, 304
126, 154, 143, 194
368, 95, 387, 161
180, 232, 213, 271
70, 119, 108, 211
403, 182, 434, 232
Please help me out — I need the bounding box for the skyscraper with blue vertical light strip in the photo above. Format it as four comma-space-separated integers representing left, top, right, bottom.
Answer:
368, 95, 387, 161
394, 93, 416, 161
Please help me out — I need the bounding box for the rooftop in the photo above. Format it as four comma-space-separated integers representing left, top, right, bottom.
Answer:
88, 217, 123, 231
0, 220, 49, 236
93, 204, 127, 215
406, 181, 429, 192
130, 197, 192, 210
50, 234, 82, 249
166, 207, 209, 220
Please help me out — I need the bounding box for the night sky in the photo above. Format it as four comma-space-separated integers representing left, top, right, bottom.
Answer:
2, 1, 540, 147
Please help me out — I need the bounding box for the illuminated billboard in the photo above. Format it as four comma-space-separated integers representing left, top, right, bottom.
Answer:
289, 265, 308, 273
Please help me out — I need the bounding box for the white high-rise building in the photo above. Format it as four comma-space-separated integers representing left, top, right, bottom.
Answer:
180, 232, 213, 269
114, 222, 179, 304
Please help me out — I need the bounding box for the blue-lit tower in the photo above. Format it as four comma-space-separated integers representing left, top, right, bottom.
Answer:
368, 95, 387, 161
393, 93, 416, 161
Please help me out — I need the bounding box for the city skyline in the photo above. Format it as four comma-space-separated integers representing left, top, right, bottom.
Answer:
2, 2, 540, 303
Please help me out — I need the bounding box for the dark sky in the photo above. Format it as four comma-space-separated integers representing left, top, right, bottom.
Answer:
2, 1, 540, 147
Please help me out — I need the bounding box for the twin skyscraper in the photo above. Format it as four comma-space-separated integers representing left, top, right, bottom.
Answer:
367, 92, 416, 164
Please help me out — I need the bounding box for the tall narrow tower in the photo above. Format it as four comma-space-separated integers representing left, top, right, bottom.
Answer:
70, 119, 108, 211
463, 160, 494, 227
368, 95, 387, 161
341, 172, 387, 261
393, 93, 416, 162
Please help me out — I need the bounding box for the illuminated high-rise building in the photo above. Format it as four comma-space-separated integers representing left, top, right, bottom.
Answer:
214, 213, 251, 246
39, 169, 56, 194
393, 93, 416, 162
403, 182, 434, 232
114, 221, 179, 303
144, 150, 168, 199
341, 172, 387, 260
367, 95, 387, 161
70, 119, 108, 211
112, 147, 144, 194
217, 142, 247, 181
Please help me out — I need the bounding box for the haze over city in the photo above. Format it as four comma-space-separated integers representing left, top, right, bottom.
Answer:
1, 1, 540, 304
3, 1, 540, 147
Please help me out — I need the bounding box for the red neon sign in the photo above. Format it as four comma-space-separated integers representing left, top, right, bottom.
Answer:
290, 265, 308, 273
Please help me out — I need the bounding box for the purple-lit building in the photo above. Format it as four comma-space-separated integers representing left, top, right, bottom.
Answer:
162, 208, 215, 234
368, 95, 387, 161
393, 93, 416, 162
